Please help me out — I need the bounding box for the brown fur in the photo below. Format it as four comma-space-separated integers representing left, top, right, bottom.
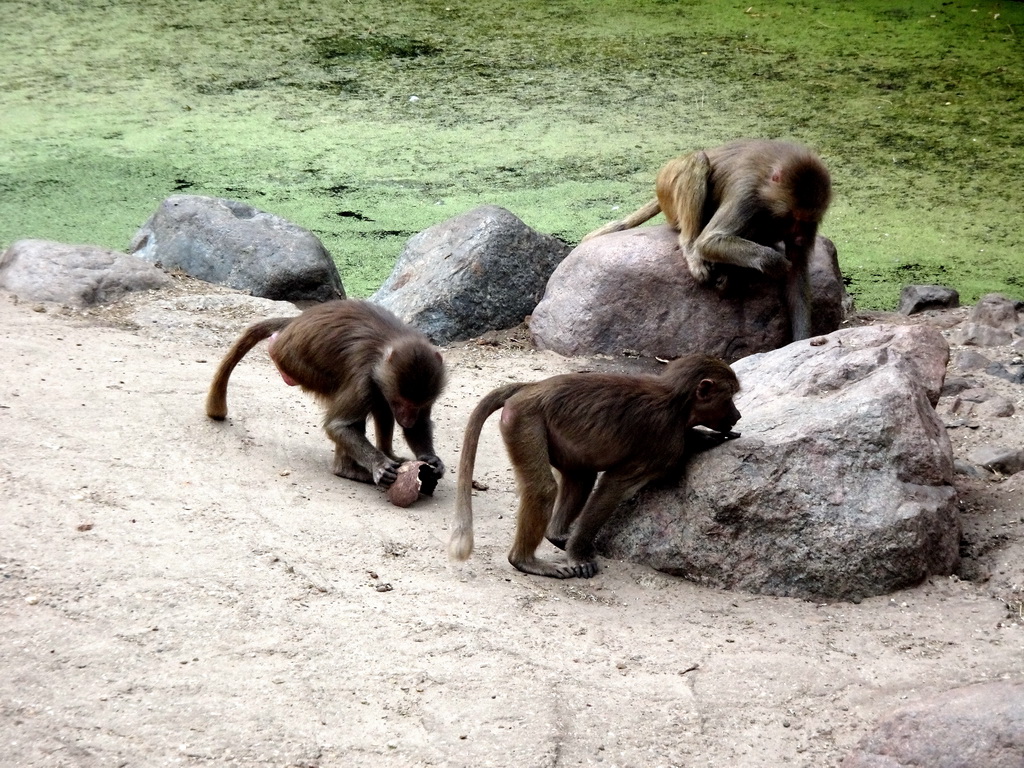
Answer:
449, 354, 740, 578
206, 300, 446, 488
583, 139, 832, 341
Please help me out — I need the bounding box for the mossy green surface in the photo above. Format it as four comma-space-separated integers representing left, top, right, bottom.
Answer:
1, 0, 1021, 306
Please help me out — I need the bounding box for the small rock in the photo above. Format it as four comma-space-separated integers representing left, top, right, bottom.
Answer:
939, 376, 973, 397
970, 293, 1019, 331
976, 396, 1015, 418
959, 322, 1012, 347
953, 460, 982, 477
969, 446, 1024, 476
897, 284, 959, 315
987, 362, 1024, 385
959, 388, 995, 403
952, 349, 991, 371
937, 396, 974, 418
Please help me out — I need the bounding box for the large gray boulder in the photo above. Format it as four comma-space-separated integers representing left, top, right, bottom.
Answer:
371, 205, 570, 345
0, 239, 170, 306
841, 681, 1024, 768
530, 225, 846, 362
130, 195, 345, 302
598, 324, 959, 600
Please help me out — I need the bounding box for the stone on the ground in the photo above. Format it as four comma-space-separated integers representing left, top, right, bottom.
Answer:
897, 284, 960, 315
530, 225, 846, 362
130, 195, 345, 302
0, 239, 170, 306
841, 681, 1024, 768
372, 205, 570, 344
598, 324, 958, 600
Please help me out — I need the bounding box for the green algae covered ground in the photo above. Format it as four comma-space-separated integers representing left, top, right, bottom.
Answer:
1, 0, 1021, 307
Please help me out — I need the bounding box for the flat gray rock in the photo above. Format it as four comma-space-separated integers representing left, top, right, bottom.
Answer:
898, 284, 960, 315
841, 681, 1024, 768
0, 239, 170, 306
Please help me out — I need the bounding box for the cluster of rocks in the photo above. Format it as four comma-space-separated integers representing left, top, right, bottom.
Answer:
0, 196, 976, 599
896, 285, 1024, 476
1, 196, 1021, 765
0, 196, 849, 360
936, 294, 1024, 476
0, 199, 1007, 596
0, 197, 570, 349
0, 195, 345, 308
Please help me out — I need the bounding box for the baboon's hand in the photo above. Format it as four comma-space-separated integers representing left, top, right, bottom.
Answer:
418, 455, 445, 479
757, 247, 792, 278
416, 455, 445, 496
373, 457, 403, 487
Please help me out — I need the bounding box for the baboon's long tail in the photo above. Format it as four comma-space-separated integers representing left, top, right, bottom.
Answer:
205, 317, 295, 420
448, 382, 529, 561
580, 198, 662, 243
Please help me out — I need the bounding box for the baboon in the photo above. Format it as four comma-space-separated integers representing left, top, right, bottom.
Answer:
583, 139, 832, 341
206, 300, 446, 489
449, 354, 741, 578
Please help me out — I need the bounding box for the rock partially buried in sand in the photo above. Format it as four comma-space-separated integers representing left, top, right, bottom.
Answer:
385, 461, 440, 507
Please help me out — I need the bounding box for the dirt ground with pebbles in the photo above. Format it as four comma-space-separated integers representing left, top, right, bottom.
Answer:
1, 278, 1022, 767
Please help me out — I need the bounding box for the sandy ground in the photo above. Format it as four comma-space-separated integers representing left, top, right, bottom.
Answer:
2, 281, 1022, 768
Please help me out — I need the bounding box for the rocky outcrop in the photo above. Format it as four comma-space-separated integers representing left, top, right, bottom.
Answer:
598, 324, 958, 600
